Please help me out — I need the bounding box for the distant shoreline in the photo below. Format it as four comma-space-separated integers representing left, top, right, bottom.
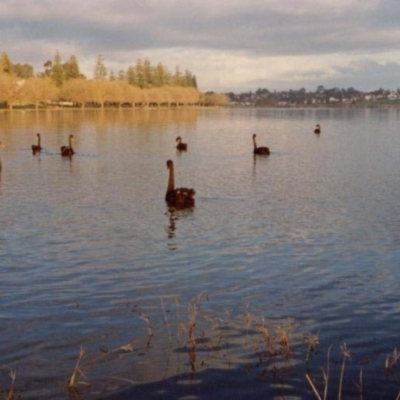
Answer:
2, 102, 400, 111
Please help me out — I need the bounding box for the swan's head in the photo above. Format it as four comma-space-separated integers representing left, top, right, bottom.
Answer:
316, 124, 320, 128
166, 159, 174, 170
253, 133, 257, 139
176, 136, 181, 142
69, 134, 74, 139
37, 132, 40, 137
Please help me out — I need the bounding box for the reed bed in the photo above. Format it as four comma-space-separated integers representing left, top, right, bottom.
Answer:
2, 295, 400, 399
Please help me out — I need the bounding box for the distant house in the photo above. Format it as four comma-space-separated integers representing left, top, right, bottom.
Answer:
388, 92, 398, 100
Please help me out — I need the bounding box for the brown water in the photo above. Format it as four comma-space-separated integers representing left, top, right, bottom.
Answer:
1, 108, 400, 399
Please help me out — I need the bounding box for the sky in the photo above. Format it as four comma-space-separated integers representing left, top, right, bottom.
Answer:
2, 0, 400, 93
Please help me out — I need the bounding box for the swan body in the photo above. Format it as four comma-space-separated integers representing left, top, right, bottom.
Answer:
314, 124, 321, 134
165, 159, 195, 208
61, 134, 75, 157
32, 133, 42, 154
176, 136, 187, 151
252, 134, 270, 155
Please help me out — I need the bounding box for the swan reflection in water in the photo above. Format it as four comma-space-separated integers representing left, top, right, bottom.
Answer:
0, 141, 4, 173
252, 148, 271, 172
166, 207, 194, 250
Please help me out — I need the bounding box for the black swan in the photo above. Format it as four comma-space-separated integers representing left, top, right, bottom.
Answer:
61, 134, 75, 157
165, 159, 195, 208
176, 136, 188, 151
252, 134, 270, 155
314, 124, 321, 134
32, 133, 42, 154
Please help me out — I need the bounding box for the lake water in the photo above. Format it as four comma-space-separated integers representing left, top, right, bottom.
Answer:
1, 107, 400, 399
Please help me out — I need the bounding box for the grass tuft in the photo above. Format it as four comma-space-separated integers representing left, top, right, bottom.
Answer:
385, 347, 400, 372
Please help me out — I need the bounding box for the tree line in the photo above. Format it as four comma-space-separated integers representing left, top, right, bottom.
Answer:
0, 51, 230, 109
227, 85, 400, 107
1, 51, 197, 88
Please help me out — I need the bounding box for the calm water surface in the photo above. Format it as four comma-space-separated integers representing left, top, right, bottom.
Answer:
1, 108, 400, 399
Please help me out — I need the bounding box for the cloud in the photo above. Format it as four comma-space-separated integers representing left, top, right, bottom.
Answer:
244, 58, 400, 92
330, 59, 400, 90
2, 0, 400, 91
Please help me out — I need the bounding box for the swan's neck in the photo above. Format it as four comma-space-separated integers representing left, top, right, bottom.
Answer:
69, 136, 72, 148
253, 136, 257, 150
38, 135, 41, 146
167, 164, 175, 193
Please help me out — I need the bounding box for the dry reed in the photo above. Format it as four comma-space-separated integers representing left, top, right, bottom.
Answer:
6, 369, 17, 400
66, 346, 89, 398
9, 295, 400, 400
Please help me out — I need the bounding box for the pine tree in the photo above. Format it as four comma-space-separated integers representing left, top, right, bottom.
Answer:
51, 50, 65, 87
135, 59, 146, 88
117, 69, 126, 81
143, 58, 153, 87
63, 55, 81, 80
13, 63, 34, 78
42, 60, 52, 77
191, 75, 198, 89
173, 66, 182, 86
0, 52, 14, 75
184, 69, 194, 87
94, 54, 107, 80
126, 66, 137, 86
154, 62, 170, 87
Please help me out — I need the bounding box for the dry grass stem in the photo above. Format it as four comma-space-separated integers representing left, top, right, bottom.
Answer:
160, 297, 172, 340
7, 369, 17, 400
244, 305, 253, 346
338, 343, 351, 400
259, 317, 275, 357
306, 373, 323, 400
385, 347, 400, 371
186, 296, 203, 372
356, 369, 363, 400
139, 313, 154, 337
188, 322, 196, 351
323, 345, 332, 400
305, 332, 319, 365
20, 297, 397, 399
305, 344, 332, 400
67, 346, 89, 397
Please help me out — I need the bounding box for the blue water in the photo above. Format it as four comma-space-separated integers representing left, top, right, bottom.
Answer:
1, 108, 400, 399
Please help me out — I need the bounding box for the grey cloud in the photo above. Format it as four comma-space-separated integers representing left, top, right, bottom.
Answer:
247, 59, 400, 92
3, 1, 400, 91
4, 1, 400, 56
330, 60, 400, 90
